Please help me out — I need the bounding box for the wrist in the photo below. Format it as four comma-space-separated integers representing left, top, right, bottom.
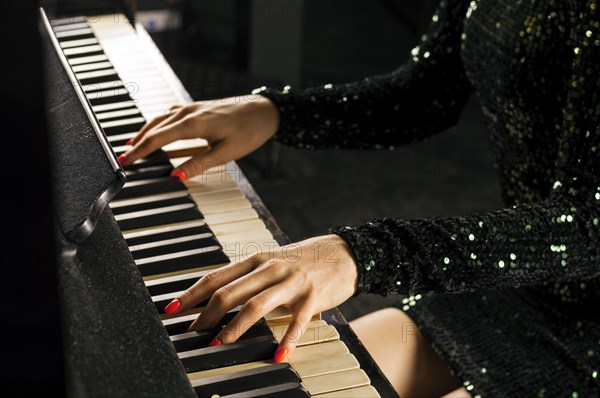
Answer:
251, 96, 280, 138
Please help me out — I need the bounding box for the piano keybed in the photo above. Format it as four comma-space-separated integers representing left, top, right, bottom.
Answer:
48, 13, 381, 398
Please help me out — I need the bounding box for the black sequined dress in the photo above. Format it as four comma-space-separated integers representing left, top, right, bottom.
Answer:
259, 0, 600, 396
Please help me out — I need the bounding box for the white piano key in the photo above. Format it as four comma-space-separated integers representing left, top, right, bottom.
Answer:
110, 191, 189, 209
185, 180, 239, 195
216, 229, 274, 247
190, 189, 245, 205
55, 27, 93, 38
107, 131, 137, 143
317, 385, 381, 398
145, 269, 210, 288
122, 220, 208, 240
210, 219, 266, 236
100, 116, 145, 129
92, 101, 136, 112
296, 354, 359, 379
72, 61, 113, 73
137, 95, 179, 106
162, 306, 244, 325
83, 80, 123, 92
302, 369, 371, 396
135, 246, 221, 266
112, 144, 129, 153
87, 88, 130, 102
63, 44, 102, 56
129, 233, 215, 252
114, 203, 197, 222
60, 38, 98, 49
162, 313, 198, 326
75, 68, 117, 80
162, 139, 209, 156
137, 87, 175, 98
53, 22, 89, 32
151, 290, 181, 303
198, 198, 252, 216
96, 107, 141, 121
204, 208, 259, 226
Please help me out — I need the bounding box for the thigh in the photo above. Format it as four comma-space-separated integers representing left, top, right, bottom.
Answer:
349, 307, 461, 397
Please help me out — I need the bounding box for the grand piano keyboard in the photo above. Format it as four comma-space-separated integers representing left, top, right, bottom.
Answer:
45, 12, 384, 398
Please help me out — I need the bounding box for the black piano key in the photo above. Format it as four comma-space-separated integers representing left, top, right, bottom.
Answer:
192, 364, 301, 398
79, 73, 121, 86
111, 194, 196, 216
132, 235, 221, 260
136, 247, 229, 277
124, 164, 173, 181
88, 91, 133, 105
164, 309, 239, 336
109, 136, 134, 147
153, 295, 209, 314
115, 204, 202, 231
178, 335, 278, 373
221, 382, 310, 398
86, 86, 133, 103
98, 111, 143, 124
170, 320, 272, 353
115, 177, 188, 200
125, 223, 213, 247
122, 152, 171, 170
57, 33, 96, 42
103, 121, 146, 136
51, 16, 87, 26
145, 269, 210, 297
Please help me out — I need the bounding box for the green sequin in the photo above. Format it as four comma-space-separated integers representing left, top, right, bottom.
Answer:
260, 0, 600, 395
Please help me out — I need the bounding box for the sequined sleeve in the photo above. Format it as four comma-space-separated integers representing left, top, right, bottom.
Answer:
258, 0, 472, 149
331, 2, 600, 297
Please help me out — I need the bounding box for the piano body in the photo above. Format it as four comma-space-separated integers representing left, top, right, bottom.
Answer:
39, 3, 399, 397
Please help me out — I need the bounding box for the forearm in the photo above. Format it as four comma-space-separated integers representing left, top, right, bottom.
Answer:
258, 0, 473, 150
332, 181, 600, 296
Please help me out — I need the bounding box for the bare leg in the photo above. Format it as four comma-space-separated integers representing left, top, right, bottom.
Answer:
441, 387, 471, 397
349, 307, 462, 397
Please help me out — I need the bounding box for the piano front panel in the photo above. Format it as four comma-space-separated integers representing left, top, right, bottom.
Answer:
49, 14, 383, 398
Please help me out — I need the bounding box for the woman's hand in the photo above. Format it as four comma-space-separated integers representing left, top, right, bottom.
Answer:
163, 234, 359, 363
119, 95, 279, 178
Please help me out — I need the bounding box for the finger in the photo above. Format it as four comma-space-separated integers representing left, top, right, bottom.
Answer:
130, 105, 183, 145
173, 141, 232, 179
211, 278, 298, 346
187, 260, 287, 331
274, 307, 315, 363
120, 117, 191, 165
163, 253, 264, 315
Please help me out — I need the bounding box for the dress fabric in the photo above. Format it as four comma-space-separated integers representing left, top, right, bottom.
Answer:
259, 0, 600, 396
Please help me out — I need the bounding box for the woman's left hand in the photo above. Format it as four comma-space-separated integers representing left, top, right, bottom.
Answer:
163, 234, 359, 363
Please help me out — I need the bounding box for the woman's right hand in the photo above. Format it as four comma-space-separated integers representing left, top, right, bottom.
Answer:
118, 95, 280, 179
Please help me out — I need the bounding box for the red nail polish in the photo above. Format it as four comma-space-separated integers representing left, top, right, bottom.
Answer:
274, 347, 288, 363
125, 139, 133, 145
208, 339, 222, 347
164, 298, 181, 315
117, 154, 126, 164
171, 169, 187, 181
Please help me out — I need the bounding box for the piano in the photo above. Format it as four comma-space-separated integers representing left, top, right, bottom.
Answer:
39, 4, 399, 397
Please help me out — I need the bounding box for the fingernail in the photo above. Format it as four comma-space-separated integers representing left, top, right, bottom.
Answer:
164, 298, 181, 315
125, 139, 133, 145
208, 339, 222, 347
171, 169, 187, 181
274, 347, 288, 363
117, 154, 126, 164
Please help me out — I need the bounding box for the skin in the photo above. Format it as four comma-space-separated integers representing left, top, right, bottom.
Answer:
122, 98, 470, 397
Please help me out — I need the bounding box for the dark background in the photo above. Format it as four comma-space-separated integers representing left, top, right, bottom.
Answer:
3, 0, 505, 393
37, 0, 504, 320
142, 0, 504, 319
